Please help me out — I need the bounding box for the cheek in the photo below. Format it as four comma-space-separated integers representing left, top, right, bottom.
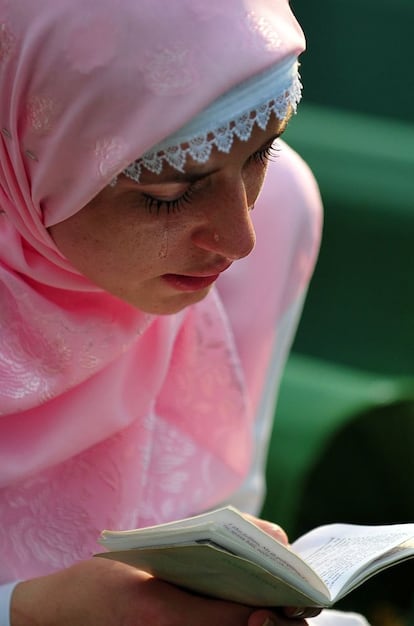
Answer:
49, 212, 150, 280
49, 210, 194, 284
48, 219, 92, 270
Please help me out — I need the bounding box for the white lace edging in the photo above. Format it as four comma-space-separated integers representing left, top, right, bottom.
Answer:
122, 73, 302, 183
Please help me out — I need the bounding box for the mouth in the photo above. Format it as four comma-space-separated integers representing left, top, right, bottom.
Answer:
162, 262, 232, 293
161, 273, 220, 292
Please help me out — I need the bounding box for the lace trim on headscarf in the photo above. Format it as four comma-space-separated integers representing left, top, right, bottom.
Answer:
121, 67, 302, 183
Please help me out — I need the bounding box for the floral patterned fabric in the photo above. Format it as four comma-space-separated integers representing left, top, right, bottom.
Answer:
0, 0, 322, 585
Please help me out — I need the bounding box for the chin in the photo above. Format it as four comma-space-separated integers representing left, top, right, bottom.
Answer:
131, 286, 212, 315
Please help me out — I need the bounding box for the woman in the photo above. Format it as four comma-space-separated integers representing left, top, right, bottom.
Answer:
0, 0, 368, 624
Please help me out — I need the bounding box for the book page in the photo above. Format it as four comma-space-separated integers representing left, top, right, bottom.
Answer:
100, 506, 329, 596
218, 519, 329, 596
338, 539, 414, 599
292, 523, 414, 600
97, 543, 330, 607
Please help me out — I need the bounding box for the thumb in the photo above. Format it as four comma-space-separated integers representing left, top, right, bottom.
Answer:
242, 513, 289, 546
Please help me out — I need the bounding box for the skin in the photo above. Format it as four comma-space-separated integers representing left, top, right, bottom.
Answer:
48, 116, 290, 315
11, 516, 320, 626
16, 114, 323, 625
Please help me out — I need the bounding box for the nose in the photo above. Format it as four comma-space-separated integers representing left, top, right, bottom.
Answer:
191, 180, 256, 260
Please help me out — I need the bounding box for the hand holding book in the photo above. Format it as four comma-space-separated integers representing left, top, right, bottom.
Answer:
97, 506, 414, 609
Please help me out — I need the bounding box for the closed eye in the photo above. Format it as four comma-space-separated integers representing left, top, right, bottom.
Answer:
250, 141, 281, 166
143, 188, 195, 214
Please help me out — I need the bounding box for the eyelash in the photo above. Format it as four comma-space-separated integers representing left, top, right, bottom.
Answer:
142, 142, 279, 215
143, 189, 194, 214
251, 143, 280, 165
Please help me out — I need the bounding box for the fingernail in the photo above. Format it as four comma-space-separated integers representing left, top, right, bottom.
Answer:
290, 609, 306, 617
260, 521, 289, 545
262, 619, 276, 626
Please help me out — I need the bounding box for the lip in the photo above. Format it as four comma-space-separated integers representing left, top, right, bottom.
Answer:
162, 273, 220, 292
162, 262, 232, 293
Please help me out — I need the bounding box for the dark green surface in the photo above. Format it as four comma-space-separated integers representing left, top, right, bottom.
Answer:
291, 0, 414, 124
262, 353, 414, 533
262, 25, 414, 616
285, 0, 414, 377
262, 354, 414, 623
283, 104, 414, 376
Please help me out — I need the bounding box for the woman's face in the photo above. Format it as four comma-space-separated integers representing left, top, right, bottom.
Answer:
48, 115, 288, 314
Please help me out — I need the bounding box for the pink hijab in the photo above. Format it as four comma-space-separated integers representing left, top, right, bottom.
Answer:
0, 0, 319, 581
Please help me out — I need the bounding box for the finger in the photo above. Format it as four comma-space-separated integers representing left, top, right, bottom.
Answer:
141, 577, 254, 625
282, 606, 322, 619
248, 608, 309, 626
243, 513, 289, 545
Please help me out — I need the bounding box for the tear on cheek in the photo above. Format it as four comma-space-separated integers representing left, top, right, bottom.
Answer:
158, 227, 169, 259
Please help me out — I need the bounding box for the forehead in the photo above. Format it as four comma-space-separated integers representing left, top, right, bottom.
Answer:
127, 112, 290, 187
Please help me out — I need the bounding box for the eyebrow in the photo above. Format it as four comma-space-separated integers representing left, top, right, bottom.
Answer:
137, 129, 287, 186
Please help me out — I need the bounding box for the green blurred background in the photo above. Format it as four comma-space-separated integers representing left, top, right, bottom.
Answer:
261, 2, 414, 624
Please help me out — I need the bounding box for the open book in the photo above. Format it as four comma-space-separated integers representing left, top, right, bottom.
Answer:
96, 506, 414, 608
